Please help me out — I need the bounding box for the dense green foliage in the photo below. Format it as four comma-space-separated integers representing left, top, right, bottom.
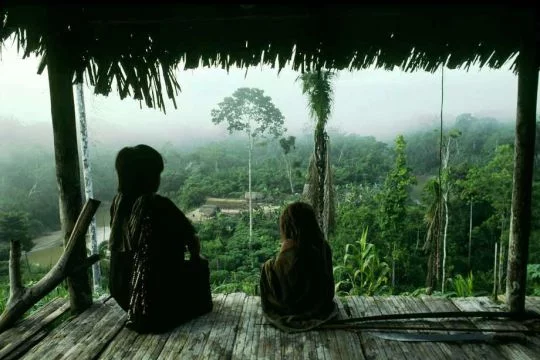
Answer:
1, 114, 540, 300
334, 228, 390, 296
377, 135, 416, 288
0, 211, 33, 251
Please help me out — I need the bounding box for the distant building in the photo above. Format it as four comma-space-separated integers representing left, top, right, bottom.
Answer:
221, 208, 242, 215
244, 192, 264, 201
200, 204, 218, 217
206, 197, 246, 209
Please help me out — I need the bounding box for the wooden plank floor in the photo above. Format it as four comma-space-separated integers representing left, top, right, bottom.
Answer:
0, 295, 538, 360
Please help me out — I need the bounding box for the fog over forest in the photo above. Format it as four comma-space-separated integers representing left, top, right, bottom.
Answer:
1, 36, 540, 301
0, 39, 532, 153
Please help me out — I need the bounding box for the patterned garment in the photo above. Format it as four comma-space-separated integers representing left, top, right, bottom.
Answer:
127, 195, 154, 330
260, 240, 337, 332
109, 193, 147, 252
108, 193, 213, 333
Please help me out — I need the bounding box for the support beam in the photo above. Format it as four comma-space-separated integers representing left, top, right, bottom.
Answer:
506, 25, 538, 312
0, 200, 101, 333
47, 39, 93, 313
76, 83, 102, 290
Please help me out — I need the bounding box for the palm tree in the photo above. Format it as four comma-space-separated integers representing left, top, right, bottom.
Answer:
297, 69, 336, 239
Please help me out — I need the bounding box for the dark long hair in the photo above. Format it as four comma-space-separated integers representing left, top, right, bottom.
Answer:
280, 202, 325, 251
115, 144, 164, 197
110, 145, 164, 252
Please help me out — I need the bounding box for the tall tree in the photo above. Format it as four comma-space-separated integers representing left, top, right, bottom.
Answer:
458, 165, 481, 272
423, 179, 442, 291
298, 70, 336, 239
463, 144, 514, 291
378, 135, 416, 288
535, 119, 540, 172
279, 136, 297, 194
211, 88, 285, 248
440, 129, 461, 293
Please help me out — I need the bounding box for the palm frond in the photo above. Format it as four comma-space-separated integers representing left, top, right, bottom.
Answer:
2, 5, 527, 113
298, 70, 336, 125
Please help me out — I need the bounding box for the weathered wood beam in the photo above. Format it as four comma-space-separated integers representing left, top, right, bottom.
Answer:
0, 200, 101, 333
7, 240, 23, 308
46, 37, 93, 312
506, 20, 539, 312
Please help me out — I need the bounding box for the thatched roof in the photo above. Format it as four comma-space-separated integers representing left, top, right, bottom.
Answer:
1, 4, 537, 112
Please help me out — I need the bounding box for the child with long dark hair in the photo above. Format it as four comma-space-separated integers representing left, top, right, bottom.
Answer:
260, 201, 337, 332
109, 144, 212, 333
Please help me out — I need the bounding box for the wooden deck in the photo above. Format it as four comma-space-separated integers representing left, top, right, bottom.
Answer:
0, 295, 539, 359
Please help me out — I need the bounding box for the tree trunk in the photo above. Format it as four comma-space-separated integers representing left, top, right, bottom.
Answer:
289, 168, 294, 194
441, 191, 449, 293
391, 242, 396, 288
468, 199, 473, 271
7, 241, 23, 309
498, 242, 505, 295
0, 200, 100, 333
24, 252, 32, 275
506, 26, 538, 312
425, 251, 434, 290
322, 138, 335, 239
435, 226, 440, 285
337, 145, 345, 164
441, 136, 452, 293
425, 189, 441, 291
75, 83, 101, 290
493, 242, 499, 300
282, 153, 294, 194
247, 124, 253, 251
312, 124, 327, 229
47, 40, 92, 312
435, 207, 441, 286
319, 133, 326, 225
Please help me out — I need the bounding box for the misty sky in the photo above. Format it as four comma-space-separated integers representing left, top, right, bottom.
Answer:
1, 39, 537, 146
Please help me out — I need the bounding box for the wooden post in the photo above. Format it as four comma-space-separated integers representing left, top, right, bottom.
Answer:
47, 38, 93, 313
0, 200, 101, 333
506, 24, 538, 312
7, 240, 23, 307
76, 83, 101, 290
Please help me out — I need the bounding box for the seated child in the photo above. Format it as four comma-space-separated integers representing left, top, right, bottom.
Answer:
260, 201, 337, 332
